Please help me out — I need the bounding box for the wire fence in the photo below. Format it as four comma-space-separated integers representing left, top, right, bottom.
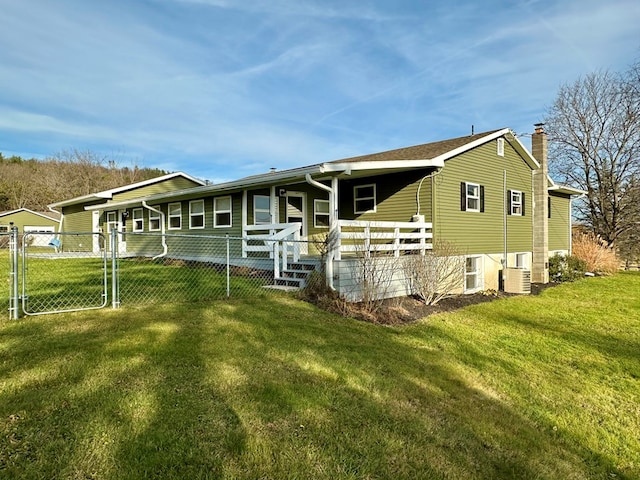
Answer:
116, 232, 279, 306
1, 233, 10, 318
3, 230, 314, 318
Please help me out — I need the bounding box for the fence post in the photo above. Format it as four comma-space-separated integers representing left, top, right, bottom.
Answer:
226, 234, 230, 298
9, 226, 20, 319
111, 228, 120, 309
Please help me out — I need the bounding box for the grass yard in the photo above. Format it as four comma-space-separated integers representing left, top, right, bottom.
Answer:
0, 272, 638, 479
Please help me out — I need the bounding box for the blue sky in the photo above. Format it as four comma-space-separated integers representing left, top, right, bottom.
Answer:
1, 0, 638, 183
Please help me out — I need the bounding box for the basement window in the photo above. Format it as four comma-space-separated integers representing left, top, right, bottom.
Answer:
132, 208, 144, 232
515, 253, 528, 269
465, 256, 483, 293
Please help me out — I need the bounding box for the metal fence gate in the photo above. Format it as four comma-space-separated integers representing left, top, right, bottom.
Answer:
19, 230, 108, 316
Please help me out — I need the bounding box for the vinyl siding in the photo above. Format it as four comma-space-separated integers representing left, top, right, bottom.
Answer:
434, 139, 533, 254
123, 193, 244, 237
0, 211, 58, 231
62, 202, 101, 233
548, 193, 571, 251
112, 177, 203, 202
338, 169, 434, 223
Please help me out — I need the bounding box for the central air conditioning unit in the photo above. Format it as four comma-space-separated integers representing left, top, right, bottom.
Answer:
504, 268, 531, 294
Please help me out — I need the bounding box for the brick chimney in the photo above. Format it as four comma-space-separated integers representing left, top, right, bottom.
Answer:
531, 123, 549, 283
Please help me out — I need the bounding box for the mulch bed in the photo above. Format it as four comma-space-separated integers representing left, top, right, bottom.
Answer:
360, 282, 559, 325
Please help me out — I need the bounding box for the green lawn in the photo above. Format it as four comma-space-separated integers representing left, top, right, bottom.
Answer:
0, 273, 638, 479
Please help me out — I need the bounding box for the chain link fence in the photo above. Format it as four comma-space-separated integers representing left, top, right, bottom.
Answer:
116, 232, 278, 306
2, 230, 317, 318
1, 232, 10, 318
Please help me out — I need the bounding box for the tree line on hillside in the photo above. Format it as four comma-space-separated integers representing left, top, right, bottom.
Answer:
0, 150, 168, 212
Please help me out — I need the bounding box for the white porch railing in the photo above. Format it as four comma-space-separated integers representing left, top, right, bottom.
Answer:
243, 223, 302, 278
332, 220, 433, 260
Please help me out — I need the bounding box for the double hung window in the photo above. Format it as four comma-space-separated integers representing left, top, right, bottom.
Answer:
168, 203, 182, 230
461, 182, 484, 212
190, 200, 205, 229
314, 199, 330, 228
132, 208, 144, 232
149, 207, 161, 231
214, 196, 232, 228
354, 184, 376, 214
253, 195, 271, 225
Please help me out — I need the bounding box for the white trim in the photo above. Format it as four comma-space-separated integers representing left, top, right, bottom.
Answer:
354, 183, 376, 214
510, 190, 523, 216
168, 202, 182, 230
132, 208, 144, 232
148, 207, 161, 231
464, 255, 483, 293
49, 172, 206, 208
0, 207, 59, 222
253, 195, 271, 225
314, 199, 330, 228
189, 199, 205, 229
465, 182, 481, 212
214, 196, 232, 228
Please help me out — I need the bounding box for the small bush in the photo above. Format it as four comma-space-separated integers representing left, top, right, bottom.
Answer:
549, 254, 587, 282
571, 231, 620, 275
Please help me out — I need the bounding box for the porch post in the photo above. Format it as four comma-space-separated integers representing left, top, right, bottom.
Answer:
270, 185, 278, 223
242, 190, 248, 258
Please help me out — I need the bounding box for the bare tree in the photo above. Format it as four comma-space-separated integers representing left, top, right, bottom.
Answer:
403, 240, 465, 305
545, 65, 640, 246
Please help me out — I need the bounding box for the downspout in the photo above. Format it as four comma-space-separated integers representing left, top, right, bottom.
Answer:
142, 201, 167, 259
48, 205, 64, 238
305, 173, 336, 290
503, 170, 508, 270
415, 168, 442, 218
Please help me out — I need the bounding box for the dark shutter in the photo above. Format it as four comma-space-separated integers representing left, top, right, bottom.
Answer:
548, 196, 551, 218
507, 189, 512, 215
480, 185, 485, 213
460, 182, 467, 211
522, 192, 526, 216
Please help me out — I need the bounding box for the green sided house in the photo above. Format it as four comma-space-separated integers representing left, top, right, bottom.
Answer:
48, 172, 206, 252
0, 208, 61, 247
49, 125, 583, 299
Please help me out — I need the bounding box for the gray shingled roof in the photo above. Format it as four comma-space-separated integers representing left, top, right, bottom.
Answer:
328, 129, 504, 164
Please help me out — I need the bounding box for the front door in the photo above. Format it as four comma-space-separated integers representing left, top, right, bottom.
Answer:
106, 211, 127, 254
285, 192, 307, 255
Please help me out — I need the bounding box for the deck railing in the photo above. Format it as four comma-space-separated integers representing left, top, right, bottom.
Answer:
332, 220, 433, 260
243, 223, 302, 278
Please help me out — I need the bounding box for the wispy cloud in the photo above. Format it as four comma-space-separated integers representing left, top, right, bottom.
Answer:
0, 0, 638, 182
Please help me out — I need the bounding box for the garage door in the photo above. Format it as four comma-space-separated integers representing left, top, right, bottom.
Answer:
24, 226, 56, 247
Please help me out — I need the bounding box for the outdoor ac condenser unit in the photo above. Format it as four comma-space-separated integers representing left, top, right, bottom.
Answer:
504, 268, 531, 294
